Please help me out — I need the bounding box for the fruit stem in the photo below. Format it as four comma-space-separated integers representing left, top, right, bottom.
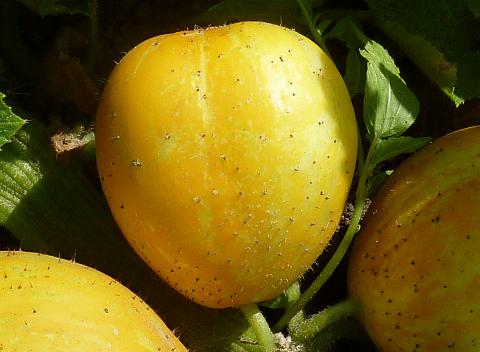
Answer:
295, 0, 331, 57
289, 297, 360, 341
239, 303, 277, 352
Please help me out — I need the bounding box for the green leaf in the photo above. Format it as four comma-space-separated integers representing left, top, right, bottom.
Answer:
0, 93, 26, 150
15, 0, 93, 17
326, 17, 368, 49
195, 0, 300, 25
361, 41, 420, 139
344, 49, 366, 97
370, 136, 431, 167
368, 0, 480, 102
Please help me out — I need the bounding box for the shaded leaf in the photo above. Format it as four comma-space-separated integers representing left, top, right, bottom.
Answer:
326, 17, 368, 49
16, 0, 93, 17
195, 0, 300, 25
344, 48, 366, 97
372, 18, 463, 106
463, 0, 480, 17
368, 0, 480, 102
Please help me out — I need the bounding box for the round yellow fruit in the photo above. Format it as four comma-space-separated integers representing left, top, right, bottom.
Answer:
348, 126, 480, 351
96, 21, 358, 308
0, 251, 187, 352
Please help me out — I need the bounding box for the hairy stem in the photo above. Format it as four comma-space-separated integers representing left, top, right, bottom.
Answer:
290, 297, 360, 341
296, 0, 331, 57
240, 303, 277, 352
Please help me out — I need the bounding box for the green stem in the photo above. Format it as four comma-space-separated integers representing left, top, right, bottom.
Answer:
273, 137, 371, 332
290, 297, 360, 341
240, 303, 277, 352
296, 0, 331, 57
